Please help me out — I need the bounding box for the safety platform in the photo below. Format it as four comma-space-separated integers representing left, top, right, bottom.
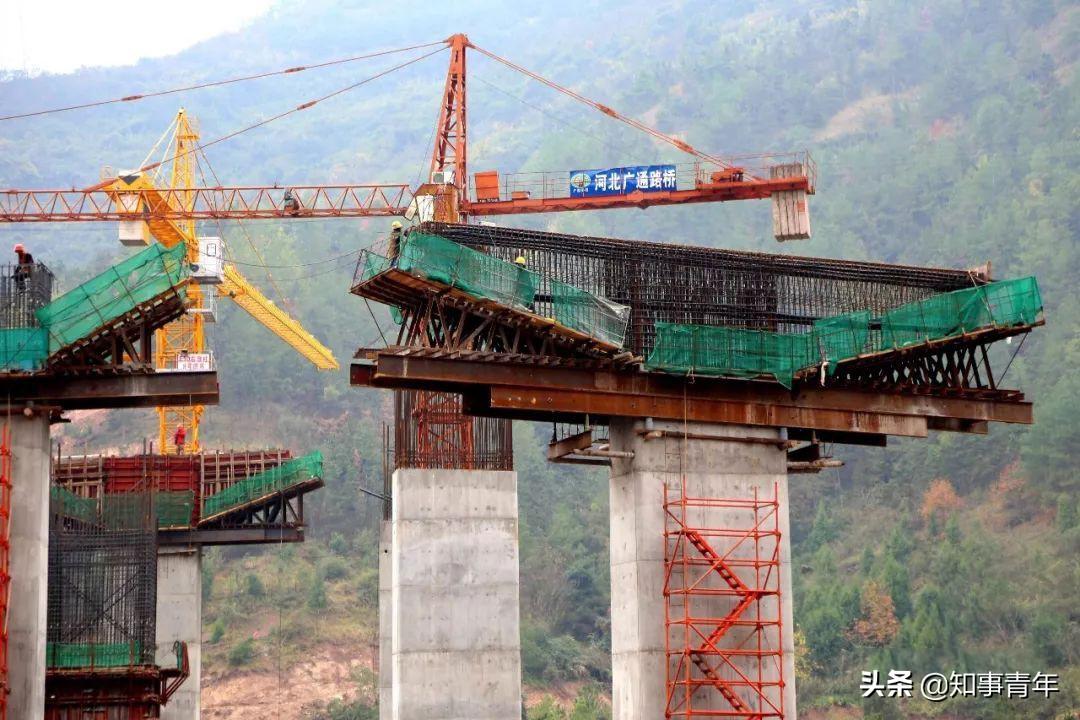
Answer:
352, 231, 631, 359
355, 224, 1043, 399
52, 450, 324, 545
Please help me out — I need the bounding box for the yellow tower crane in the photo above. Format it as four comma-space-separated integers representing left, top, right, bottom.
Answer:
156, 109, 206, 451
109, 108, 339, 452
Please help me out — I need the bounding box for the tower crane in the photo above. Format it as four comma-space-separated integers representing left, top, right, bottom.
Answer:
110, 109, 340, 452
0, 33, 816, 452
2, 34, 814, 231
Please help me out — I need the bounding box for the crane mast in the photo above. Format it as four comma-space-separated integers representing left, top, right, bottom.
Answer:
157, 109, 206, 452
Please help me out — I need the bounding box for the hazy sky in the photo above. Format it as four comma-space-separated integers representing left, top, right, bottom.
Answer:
0, 0, 274, 74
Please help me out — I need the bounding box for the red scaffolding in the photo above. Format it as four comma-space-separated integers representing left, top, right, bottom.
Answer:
664, 478, 785, 718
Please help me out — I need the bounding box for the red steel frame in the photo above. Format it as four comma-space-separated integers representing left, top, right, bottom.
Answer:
664, 479, 785, 718
0, 424, 9, 720
413, 391, 476, 469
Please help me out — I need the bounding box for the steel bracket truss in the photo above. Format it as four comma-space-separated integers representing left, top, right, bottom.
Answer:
46, 290, 187, 372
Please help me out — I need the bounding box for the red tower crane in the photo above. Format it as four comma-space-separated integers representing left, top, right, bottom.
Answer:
1, 34, 815, 235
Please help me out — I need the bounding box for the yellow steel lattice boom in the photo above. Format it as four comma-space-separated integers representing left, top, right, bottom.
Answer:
220, 264, 338, 370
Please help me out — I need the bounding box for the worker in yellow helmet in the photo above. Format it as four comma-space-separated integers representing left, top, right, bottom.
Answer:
512, 254, 533, 310
389, 220, 403, 262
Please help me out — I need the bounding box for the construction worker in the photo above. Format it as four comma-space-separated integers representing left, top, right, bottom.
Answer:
12, 243, 34, 290
283, 189, 301, 216
513, 255, 534, 311
388, 220, 403, 261
173, 425, 186, 455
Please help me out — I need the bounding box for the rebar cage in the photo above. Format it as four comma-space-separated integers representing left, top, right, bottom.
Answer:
0, 262, 54, 329
423, 222, 978, 359
47, 490, 157, 669
394, 390, 513, 471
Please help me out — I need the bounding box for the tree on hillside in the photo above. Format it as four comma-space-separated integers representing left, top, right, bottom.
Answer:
850, 580, 901, 647
921, 478, 963, 528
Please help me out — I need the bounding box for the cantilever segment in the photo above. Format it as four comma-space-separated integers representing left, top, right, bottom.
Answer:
219, 264, 339, 370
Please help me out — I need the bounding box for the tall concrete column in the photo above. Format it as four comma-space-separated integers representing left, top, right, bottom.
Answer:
378, 520, 393, 720
9, 412, 50, 720
608, 419, 796, 720
391, 468, 522, 720
157, 545, 202, 720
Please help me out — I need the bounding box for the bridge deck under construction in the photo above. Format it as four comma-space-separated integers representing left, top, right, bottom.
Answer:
352, 223, 1041, 446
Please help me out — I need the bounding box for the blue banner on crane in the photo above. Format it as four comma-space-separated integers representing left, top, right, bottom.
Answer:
568, 164, 677, 197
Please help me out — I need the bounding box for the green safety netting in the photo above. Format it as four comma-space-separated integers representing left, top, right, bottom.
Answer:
47, 642, 143, 669
35, 242, 189, 353
882, 276, 1042, 348
550, 279, 631, 348
99, 494, 153, 530
647, 323, 817, 388
202, 451, 323, 518
360, 235, 631, 348
358, 250, 391, 285
357, 251, 403, 323
646, 277, 1042, 388
397, 232, 539, 311
811, 310, 872, 370
0, 328, 48, 371
156, 491, 195, 528
51, 489, 160, 529
50, 485, 98, 523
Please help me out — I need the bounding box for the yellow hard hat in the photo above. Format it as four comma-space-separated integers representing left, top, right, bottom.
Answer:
514, 256, 526, 265
391, 220, 403, 229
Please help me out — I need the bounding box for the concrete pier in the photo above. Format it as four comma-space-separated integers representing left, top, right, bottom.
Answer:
391, 468, 522, 720
9, 412, 50, 720
379, 520, 393, 720
608, 419, 796, 720
157, 546, 202, 720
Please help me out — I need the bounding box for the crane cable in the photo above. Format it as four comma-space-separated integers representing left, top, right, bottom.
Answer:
192, 144, 293, 311
0, 40, 448, 122
81, 44, 448, 192
468, 41, 748, 175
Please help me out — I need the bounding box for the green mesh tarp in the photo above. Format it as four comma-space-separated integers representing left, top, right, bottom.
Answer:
358, 250, 391, 285
47, 642, 143, 669
397, 232, 539, 311
882, 276, 1042, 348
99, 493, 152, 530
50, 485, 97, 523
811, 310, 872, 373
202, 451, 323, 518
35, 242, 189, 353
646, 322, 815, 388
156, 491, 195, 528
648, 277, 1042, 387
550, 279, 631, 348
0, 328, 48, 371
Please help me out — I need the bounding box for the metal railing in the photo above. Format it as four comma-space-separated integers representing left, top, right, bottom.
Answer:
467, 151, 817, 204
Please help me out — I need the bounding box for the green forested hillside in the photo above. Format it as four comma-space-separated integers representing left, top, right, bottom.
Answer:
3, 1, 1078, 718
